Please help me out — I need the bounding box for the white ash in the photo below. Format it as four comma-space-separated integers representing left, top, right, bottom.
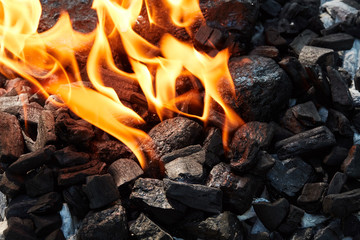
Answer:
320, 12, 335, 28
321, 0, 358, 23
0, 220, 7, 240
343, 39, 360, 78
60, 203, 79, 240
0, 192, 6, 221
350, 88, 360, 107
318, 107, 329, 123
301, 213, 328, 228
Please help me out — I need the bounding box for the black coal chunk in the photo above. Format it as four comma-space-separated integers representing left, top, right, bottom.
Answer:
299, 46, 336, 67
164, 179, 222, 214
228, 56, 292, 122
6, 195, 37, 219
30, 213, 62, 237
251, 150, 276, 175
313, 221, 342, 240
31, 110, 57, 151
278, 205, 304, 235
129, 213, 173, 240
203, 127, 223, 168
323, 189, 360, 217
8, 145, 56, 174
0, 171, 23, 198
62, 185, 90, 219
194, 24, 227, 51
253, 198, 289, 231
267, 157, 313, 197
342, 215, 360, 238
0, 112, 24, 163
260, 0, 282, 17
25, 167, 54, 197
3, 217, 37, 240
297, 182, 328, 213
77, 203, 128, 240
249, 46, 279, 59
230, 142, 260, 173
323, 146, 349, 166
327, 172, 347, 195
160, 145, 202, 164
54, 146, 90, 167
341, 145, 360, 179
108, 158, 143, 187
130, 178, 187, 225
83, 174, 120, 209
44, 229, 66, 240
290, 29, 318, 56
310, 33, 355, 51
27, 192, 62, 215
275, 126, 336, 160
207, 162, 262, 214
292, 101, 322, 127
326, 109, 353, 137
90, 140, 131, 164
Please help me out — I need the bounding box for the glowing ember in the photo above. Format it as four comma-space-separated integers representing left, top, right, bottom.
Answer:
0, 0, 244, 169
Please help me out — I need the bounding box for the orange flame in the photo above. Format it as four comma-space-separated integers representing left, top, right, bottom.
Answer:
0, 0, 244, 169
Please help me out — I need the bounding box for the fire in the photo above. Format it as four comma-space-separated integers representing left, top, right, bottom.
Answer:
0, 0, 244, 169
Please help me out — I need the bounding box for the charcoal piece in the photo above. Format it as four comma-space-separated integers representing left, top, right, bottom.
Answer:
30, 213, 62, 237
354, 68, 360, 91
17, 102, 43, 126
77, 203, 128, 240
290, 29, 318, 55
299, 46, 335, 67
323, 146, 349, 166
54, 146, 90, 167
194, 24, 226, 50
231, 121, 274, 154
342, 215, 360, 238
278, 205, 304, 235
280, 106, 308, 134
83, 174, 120, 209
327, 172, 347, 195
297, 183, 328, 213
130, 178, 186, 225
313, 221, 342, 240
253, 198, 289, 231
251, 150, 276, 175
275, 126, 336, 160
141, 117, 202, 158
249, 45, 279, 59
3, 217, 37, 240
25, 167, 54, 197
27, 192, 62, 215
267, 157, 313, 197
338, 67, 352, 87
44, 229, 66, 240
57, 160, 105, 186
0, 171, 23, 198
32, 110, 56, 151
129, 213, 173, 240
270, 122, 294, 142
228, 56, 292, 122
341, 145, 360, 179
183, 212, 244, 240
327, 66, 354, 112
164, 179, 222, 214
310, 33, 355, 51
0, 93, 29, 114
164, 150, 206, 183
230, 142, 260, 173
6, 195, 37, 219
265, 26, 287, 46
326, 109, 353, 137
91, 140, 131, 164
55, 112, 95, 145
292, 101, 322, 127
0, 112, 24, 162
260, 0, 281, 17
62, 185, 89, 219
203, 128, 223, 168
323, 189, 360, 217
160, 145, 202, 164
8, 145, 56, 174
108, 158, 143, 187
207, 162, 261, 214
305, 64, 332, 103
290, 228, 314, 240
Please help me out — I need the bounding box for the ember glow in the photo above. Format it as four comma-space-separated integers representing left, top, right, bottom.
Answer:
0, 0, 244, 169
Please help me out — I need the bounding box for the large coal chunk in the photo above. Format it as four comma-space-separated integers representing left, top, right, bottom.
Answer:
228, 56, 292, 121
130, 178, 187, 225
25, 167, 54, 197
341, 145, 360, 179
62, 185, 90, 219
310, 33, 355, 51
183, 212, 245, 240
0, 171, 23, 198
30, 213, 62, 237
297, 182, 328, 213
278, 204, 304, 235
5, 195, 37, 219
54, 146, 90, 167
108, 158, 144, 187
253, 198, 289, 231
267, 157, 313, 197
129, 213, 173, 240
299, 46, 336, 67
323, 189, 360, 218
3, 217, 37, 240
77, 203, 128, 240
27, 192, 63, 215
0, 112, 24, 163
275, 126, 336, 160
207, 162, 261, 214
164, 179, 222, 214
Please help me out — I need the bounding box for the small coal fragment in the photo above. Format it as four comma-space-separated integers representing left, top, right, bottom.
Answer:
164, 150, 206, 183
54, 146, 90, 167
290, 29, 318, 55
142, 117, 202, 158
8, 145, 56, 174
194, 24, 226, 50
231, 142, 260, 173
251, 150, 276, 175
91, 140, 131, 164
305, 64, 332, 103
32, 110, 56, 151
83, 174, 120, 209
129, 213, 173, 240
341, 145, 360, 179
0, 171, 23, 198
253, 198, 289, 231
280, 106, 308, 134
326, 109, 353, 137
203, 127, 223, 168
27, 192, 62, 215
327, 172, 347, 195
160, 145, 202, 164
108, 158, 143, 187
130, 178, 187, 225
208, 162, 262, 214
57, 160, 105, 186
291, 101, 322, 127
267, 157, 313, 197
299, 46, 335, 67
323, 189, 360, 217
323, 146, 349, 166
297, 183, 328, 213
249, 45, 279, 59
310, 33, 355, 51
183, 211, 244, 240
164, 179, 222, 214
77, 203, 128, 240
6, 195, 37, 219
228, 56, 292, 121
278, 205, 305, 235
25, 167, 54, 197
30, 213, 62, 237
62, 185, 89, 219
3, 217, 37, 240
275, 126, 336, 160
231, 121, 274, 154
0, 112, 24, 162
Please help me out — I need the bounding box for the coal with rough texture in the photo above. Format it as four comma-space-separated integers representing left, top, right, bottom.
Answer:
160, 145, 202, 164
310, 33, 355, 51
290, 29, 318, 55
54, 146, 90, 167
253, 198, 289, 231
250, 45, 279, 59
323, 146, 349, 166
291, 101, 322, 127
27, 192, 63, 215
5, 195, 37, 219
341, 145, 360, 179
326, 109, 353, 137
25, 167, 54, 197
327, 172, 347, 195
129, 213, 173, 240
3, 217, 37, 240
91, 140, 131, 164
32, 110, 56, 151
299, 46, 335, 67
62, 185, 89, 219
108, 158, 144, 187
0, 171, 23, 198
278, 205, 304, 235
297, 183, 328, 213
230, 142, 259, 173
323, 189, 360, 218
